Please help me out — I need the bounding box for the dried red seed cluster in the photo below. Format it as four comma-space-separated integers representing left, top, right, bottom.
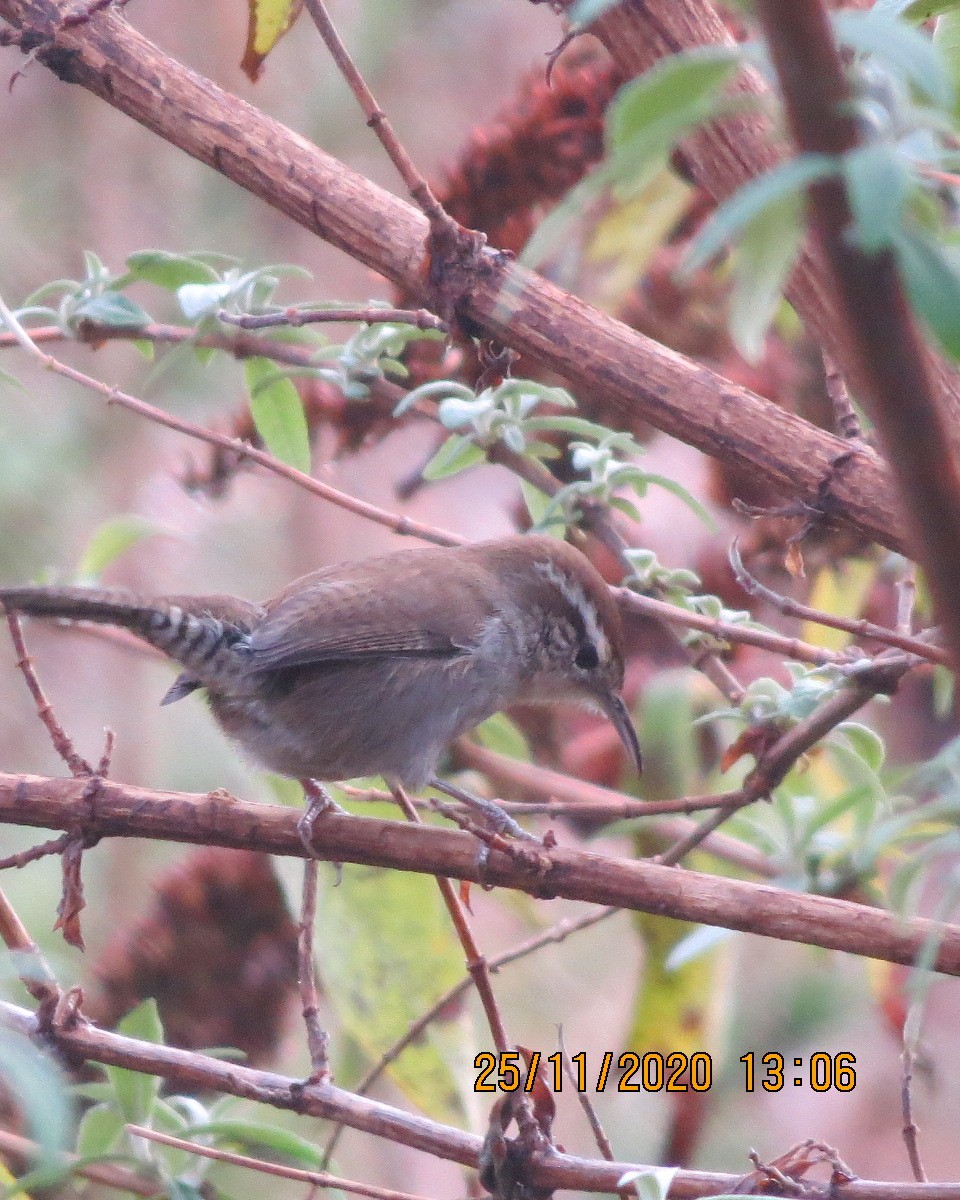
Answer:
86, 848, 298, 1067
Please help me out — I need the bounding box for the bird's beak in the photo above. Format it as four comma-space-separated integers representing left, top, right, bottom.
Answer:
599, 691, 643, 776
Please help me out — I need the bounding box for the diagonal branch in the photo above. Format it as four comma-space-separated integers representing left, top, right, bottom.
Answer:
0, 0, 906, 552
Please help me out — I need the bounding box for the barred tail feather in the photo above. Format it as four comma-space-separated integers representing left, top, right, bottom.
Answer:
0, 586, 252, 691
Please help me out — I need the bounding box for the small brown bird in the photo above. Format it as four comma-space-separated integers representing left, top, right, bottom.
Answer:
0, 535, 641, 826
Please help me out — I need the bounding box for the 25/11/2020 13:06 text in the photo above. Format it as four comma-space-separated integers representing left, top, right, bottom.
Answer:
474, 1051, 857, 1093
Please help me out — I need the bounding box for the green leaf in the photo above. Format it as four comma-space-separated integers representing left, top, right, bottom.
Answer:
835, 721, 887, 773
0, 366, 23, 390
72, 292, 150, 330
244, 357, 312, 473
834, 10, 953, 107
685, 154, 836, 273
75, 514, 162, 581
894, 227, 960, 358
728, 186, 805, 361
634, 472, 716, 529
843, 144, 911, 255
177, 282, 232, 321
181, 1121, 325, 1169
0, 1026, 73, 1164
568, 0, 623, 22
608, 47, 741, 152
934, 11, 960, 108
421, 434, 486, 481
105, 1000, 164, 1123
125, 251, 219, 291
75, 1103, 125, 1158
618, 1167, 679, 1200
473, 712, 530, 760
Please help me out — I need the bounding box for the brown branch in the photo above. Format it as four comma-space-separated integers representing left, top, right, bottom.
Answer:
551, 0, 960, 438
453, 740, 774, 877
754, 0, 960, 674
901, 1043, 927, 1183
1, 999, 958, 1200
3, 770, 960, 974
728, 541, 949, 666
219, 306, 446, 332
0, 0, 908, 552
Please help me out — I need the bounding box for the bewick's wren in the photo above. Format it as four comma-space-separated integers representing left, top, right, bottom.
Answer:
1, 534, 641, 813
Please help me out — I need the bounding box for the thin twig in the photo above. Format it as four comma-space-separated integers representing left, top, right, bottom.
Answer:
728, 541, 949, 666
126, 1126, 429, 1200
0, 1129, 159, 1197
219, 306, 446, 332
298, 857, 330, 1082
4, 999, 953, 1199
389, 783, 511, 1055
559, 1028, 618, 1164
901, 1041, 928, 1183
658, 658, 908, 867
0, 291, 462, 548
3, 610, 93, 776
0, 886, 60, 1007
299, 0, 449, 227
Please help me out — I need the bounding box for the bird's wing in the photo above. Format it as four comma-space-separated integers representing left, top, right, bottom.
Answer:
244, 554, 495, 672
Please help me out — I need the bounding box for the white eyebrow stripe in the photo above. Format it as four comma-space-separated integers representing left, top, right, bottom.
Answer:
534, 560, 609, 660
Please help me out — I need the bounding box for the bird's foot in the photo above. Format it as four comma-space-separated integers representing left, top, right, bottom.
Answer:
297, 779, 346, 857
429, 775, 541, 845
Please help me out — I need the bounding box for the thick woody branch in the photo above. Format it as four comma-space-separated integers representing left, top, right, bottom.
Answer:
2, 770, 960, 974
4, 1000, 960, 1200
0, 0, 905, 552
754, 0, 960, 675
550, 0, 960, 434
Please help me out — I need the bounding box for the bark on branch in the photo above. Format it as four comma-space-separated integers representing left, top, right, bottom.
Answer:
3, 770, 960, 975
0, 0, 906, 551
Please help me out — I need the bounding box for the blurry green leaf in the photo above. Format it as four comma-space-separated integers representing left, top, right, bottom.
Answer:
132, 339, 155, 360
843, 144, 911, 255
834, 10, 952, 107
75, 514, 162, 581
75, 1103, 124, 1158
835, 721, 887, 773
244, 357, 312, 473
686, 154, 836, 273
0, 1026, 72, 1164
178, 283, 232, 321
636, 471, 716, 529
73, 293, 150, 330
665, 923, 734, 970
104, 1000, 164, 1123
608, 47, 741, 154
934, 11, 960, 108
125, 251, 219, 291
182, 1121, 325, 1169
473, 713, 530, 761
895, 227, 960, 357
422, 435, 486, 481
933, 663, 955, 716
569, 0, 623, 21
0, 367, 22, 390
801, 560, 879, 651
167, 1180, 204, 1200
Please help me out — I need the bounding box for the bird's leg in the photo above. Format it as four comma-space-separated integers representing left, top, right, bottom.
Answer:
297, 778, 347, 856
429, 775, 540, 844
295, 779, 343, 1085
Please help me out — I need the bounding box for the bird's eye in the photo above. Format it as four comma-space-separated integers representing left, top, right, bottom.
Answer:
574, 643, 599, 670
